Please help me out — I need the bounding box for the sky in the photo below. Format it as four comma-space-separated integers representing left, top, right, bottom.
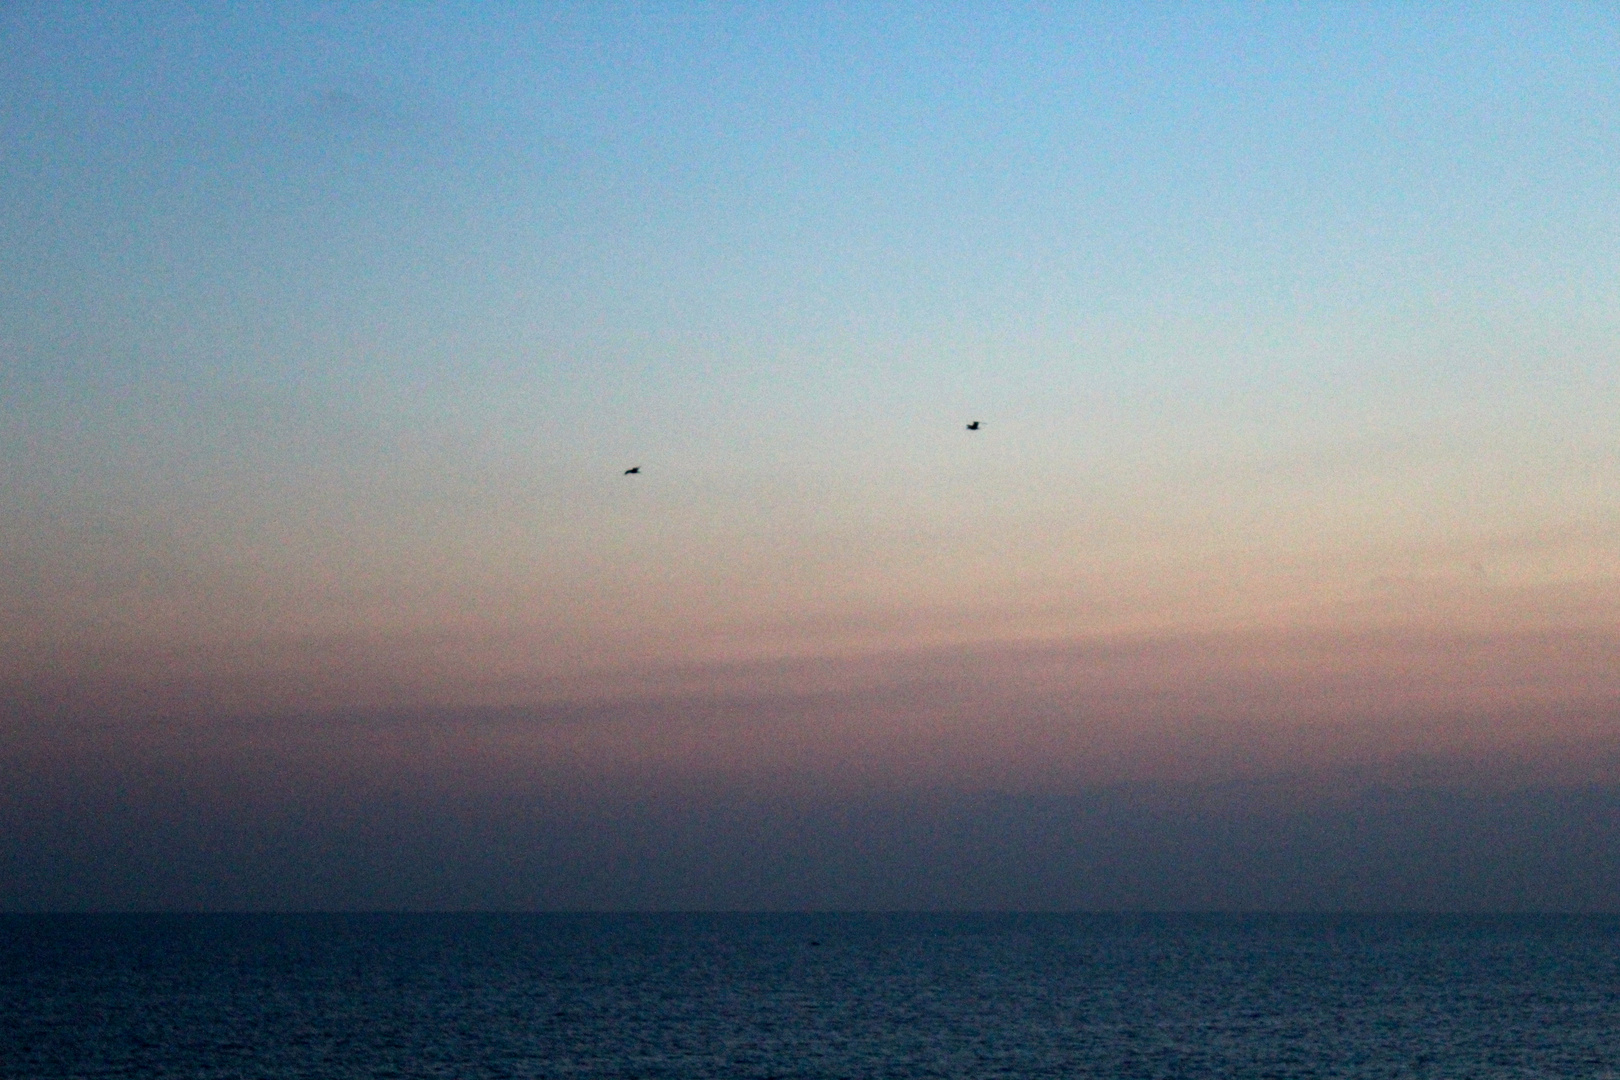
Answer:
3, 2, 1619, 910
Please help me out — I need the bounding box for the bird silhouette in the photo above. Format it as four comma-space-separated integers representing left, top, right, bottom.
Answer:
966, 421, 980, 431
623, 466, 640, 475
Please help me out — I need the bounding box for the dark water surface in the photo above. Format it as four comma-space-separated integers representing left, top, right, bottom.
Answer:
3, 914, 1618, 1078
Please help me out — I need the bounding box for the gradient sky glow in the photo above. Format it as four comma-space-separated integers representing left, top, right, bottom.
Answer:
3, 4, 1620, 909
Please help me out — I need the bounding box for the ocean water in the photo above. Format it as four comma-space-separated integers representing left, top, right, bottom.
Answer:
2, 914, 1617, 1078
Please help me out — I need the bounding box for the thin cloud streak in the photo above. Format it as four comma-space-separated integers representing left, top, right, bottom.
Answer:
6, 623, 1618, 911
9, 623, 1619, 793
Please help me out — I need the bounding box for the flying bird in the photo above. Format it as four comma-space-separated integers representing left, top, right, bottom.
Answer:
966, 421, 980, 431
623, 466, 640, 475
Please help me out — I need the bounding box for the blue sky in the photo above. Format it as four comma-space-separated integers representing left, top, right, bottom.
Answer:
3, 3, 1619, 908
5, 2, 1618, 665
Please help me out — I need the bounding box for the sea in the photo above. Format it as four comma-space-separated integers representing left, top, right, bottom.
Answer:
2, 913, 1617, 1078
